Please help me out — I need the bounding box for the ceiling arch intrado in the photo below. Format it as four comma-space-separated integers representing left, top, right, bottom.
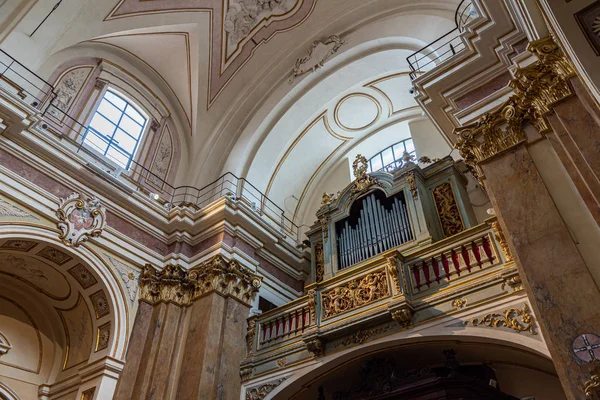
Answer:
105, 0, 317, 107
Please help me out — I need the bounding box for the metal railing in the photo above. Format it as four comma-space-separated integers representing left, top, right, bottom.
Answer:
406, 0, 478, 79
0, 49, 300, 240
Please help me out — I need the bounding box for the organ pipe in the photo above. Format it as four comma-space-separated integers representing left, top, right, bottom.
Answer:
337, 192, 413, 270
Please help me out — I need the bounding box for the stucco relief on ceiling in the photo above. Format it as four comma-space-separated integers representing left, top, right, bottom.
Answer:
104, 0, 317, 106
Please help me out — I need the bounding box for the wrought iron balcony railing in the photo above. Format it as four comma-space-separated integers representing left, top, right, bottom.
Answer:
406, 0, 479, 79
0, 49, 300, 240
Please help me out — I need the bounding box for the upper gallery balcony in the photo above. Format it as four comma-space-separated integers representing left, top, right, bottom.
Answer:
240, 155, 528, 393
0, 49, 301, 246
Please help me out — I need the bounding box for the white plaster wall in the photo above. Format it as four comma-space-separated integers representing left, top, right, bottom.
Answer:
408, 118, 452, 159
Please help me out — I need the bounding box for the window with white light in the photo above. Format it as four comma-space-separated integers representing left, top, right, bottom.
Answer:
83, 89, 147, 169
368, 138, 416, 173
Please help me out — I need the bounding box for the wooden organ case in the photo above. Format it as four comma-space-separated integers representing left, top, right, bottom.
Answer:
307, 155, 478, 283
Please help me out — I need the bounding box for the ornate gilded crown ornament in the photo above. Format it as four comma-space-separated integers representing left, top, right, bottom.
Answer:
351, 154, 379, 194
56, 193, 106, 247
454, 37, 575, 181
139, 255, 262, 307
321, 191, 339, 207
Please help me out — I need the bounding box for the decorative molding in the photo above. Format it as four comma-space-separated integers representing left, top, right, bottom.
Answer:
466, 303, 536, 335
90, 290, 110, 319
389, 302, 414, 328
386, 255, 402, 294
289, 35, 345, 83
333, 93, 382, 132
0, 239, 37, 252
245, 377, 287, 400
585, 361, 600, 399
454, 37, 576, 178
105, 255, 139, 305
351, 154, 379, 195
321, 268, 390, 320
452, 297, 468, 309
68, 264, 98, 289
246, 316, 257, 355
0, 332, 11, 356
404, 171, 418, 201
491, 221, 512, 261
139, 255, 262, 306
334, 324, 394, 348
304, 335, 323, 357
432, 182, 465, 237
56, 193, 106, 247
307, 289, 317, 326
319, 216, 329, 242
276, 358, 287, 367
575, 2, 600, 56
81, 387, 96, 400
314, 241, 324, 283
95, 322, 110, 352
36, 246, 72, 266
0, 198, 37, 219
320, 191, 339, 207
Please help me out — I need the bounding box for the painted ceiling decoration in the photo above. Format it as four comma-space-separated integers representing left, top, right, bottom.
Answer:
104, 0, 318, 106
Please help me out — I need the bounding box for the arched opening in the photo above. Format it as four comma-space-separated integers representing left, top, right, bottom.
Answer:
273, 337, 566, 400
0, 228, 129, 400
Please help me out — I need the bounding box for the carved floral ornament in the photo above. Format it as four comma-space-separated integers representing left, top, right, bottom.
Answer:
139, 255, 262, 306
321, 269, 390, 320
289, 35, 346, 84
466, 303, 536, 335
56, 193, 106, 247
454, 37, 576, 182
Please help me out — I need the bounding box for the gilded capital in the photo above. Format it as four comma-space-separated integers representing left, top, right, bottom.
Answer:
189, 254, 262, 306
139, 255, 262, 307
139, 264, 195, 306
454, 37, 575, 171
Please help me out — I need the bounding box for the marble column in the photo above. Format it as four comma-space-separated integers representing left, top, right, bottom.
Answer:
113, 257, 261, 400
454, 38, 600, 399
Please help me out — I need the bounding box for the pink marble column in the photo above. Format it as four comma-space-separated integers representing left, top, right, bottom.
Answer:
480, 143, 600, 399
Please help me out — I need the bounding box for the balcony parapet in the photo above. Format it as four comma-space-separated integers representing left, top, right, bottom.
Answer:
241, 216, 521, 381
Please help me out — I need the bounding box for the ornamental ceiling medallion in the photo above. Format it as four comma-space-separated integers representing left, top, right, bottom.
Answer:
289, 34, 346, 83
105, 0, 317, 106
56, 193, 106, 247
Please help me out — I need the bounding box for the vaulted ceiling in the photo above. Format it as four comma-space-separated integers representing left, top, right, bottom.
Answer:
1, 0, 461, 225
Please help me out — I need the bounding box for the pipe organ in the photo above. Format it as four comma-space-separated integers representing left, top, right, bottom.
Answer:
337, 192, 412, 270
307, 155, 479, 281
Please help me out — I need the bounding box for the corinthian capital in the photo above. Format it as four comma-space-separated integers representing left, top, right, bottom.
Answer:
139, 256, 262, 307
189, 255, 262, 306
139, 264, 195, 306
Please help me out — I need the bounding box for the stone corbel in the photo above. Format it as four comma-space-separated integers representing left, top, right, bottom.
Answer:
388, 299, 415, 329
303, 333, 324, 357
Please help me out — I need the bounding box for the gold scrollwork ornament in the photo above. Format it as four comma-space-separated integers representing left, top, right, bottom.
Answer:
467, 303, 536, 335
56, 193, 106, 247
351, 154, 379, 195
585, 361, 600, 399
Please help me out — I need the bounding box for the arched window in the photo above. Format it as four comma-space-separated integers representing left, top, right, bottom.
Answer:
368, 138, 416, 173
83, 89, 148, 169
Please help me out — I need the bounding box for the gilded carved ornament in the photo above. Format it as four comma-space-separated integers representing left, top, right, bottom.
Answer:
307, 289, 317, 326
246, 378, 287, 400
385, 255, 402, 294
314, 241, 324, 283
466, 303, 536, 335
585, 361, 600, 399
351, 154, 379, 195
452, 297, 468, 309
390, 305, 414, 328
246, 316, 258, 355
454, 37, 576, 180
139, 255, 262, 306
403, 171, 418, 201
56, 193, 106, 247
319, 216, 329, 241
491, 221, 513, 262
321, 191, 339, 207
335, 323, 394, 348
321, 269, 390, 320
432, 182, 465, 237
